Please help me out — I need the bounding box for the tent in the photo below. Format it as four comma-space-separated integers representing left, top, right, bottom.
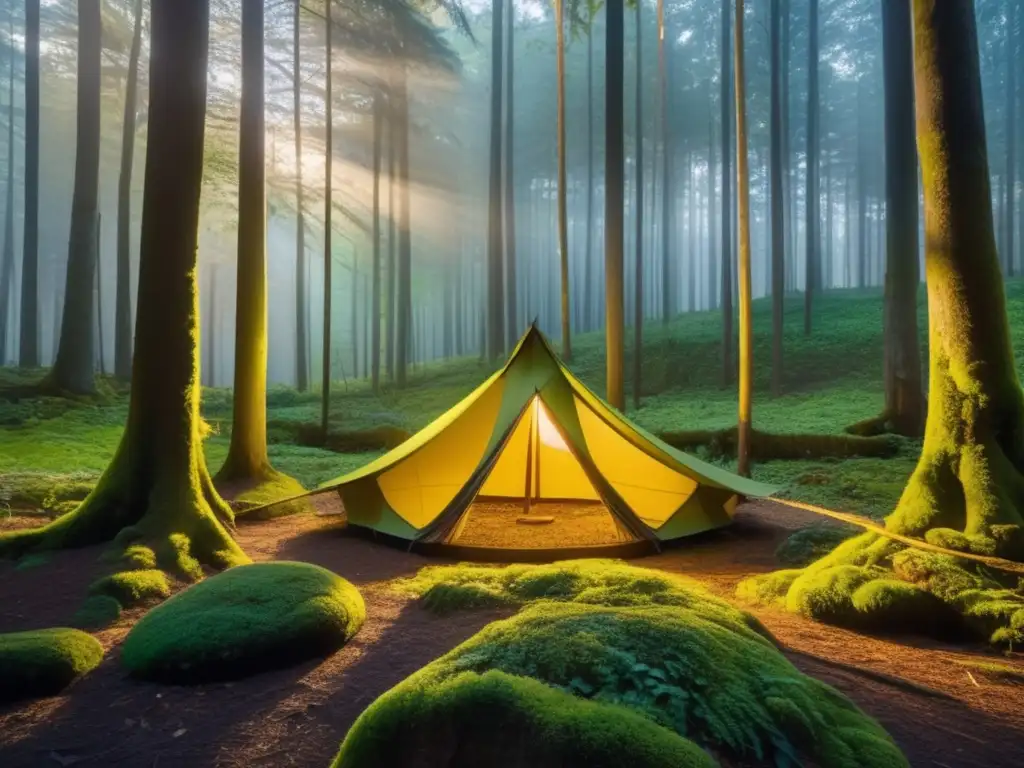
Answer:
318, 325, 776, 555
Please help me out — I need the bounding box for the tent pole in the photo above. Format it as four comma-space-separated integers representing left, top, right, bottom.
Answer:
523, 396, 535, 516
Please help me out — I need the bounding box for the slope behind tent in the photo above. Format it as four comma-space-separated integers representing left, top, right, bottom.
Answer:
318, 325, 776, 553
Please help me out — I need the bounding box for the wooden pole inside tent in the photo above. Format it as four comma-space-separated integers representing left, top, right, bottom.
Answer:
532, 397, 541, 503
522, 397, 534, 516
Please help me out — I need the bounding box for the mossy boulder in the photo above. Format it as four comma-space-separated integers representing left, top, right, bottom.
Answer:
72, 595, 123, 630
358, 576, 907, 768
0, 628, 104, 704
333, 670, 717, 768
121, 561, 365, 683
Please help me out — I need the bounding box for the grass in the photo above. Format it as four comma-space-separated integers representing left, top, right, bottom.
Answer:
955, 660, 1024, 685
120, 561, 365, 683
775, 524, 860, 567
333, 669, 718, 768
0, 627, 104, 704
342, 574, 908, 768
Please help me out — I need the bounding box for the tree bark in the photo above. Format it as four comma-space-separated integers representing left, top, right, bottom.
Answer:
770, 0, 785, 396
18, 0, 40, 368
659, 0, 671, 325
804, 0, 819, 336
0, 27, 13, 365
487, 0, 505, 361
322, 3, 334, 419
218, 0, 281, 487
114, 0, 144, 381
395, 67, 412, 387
371, 93, 382, 393
605, 0, 625, 409
1005, 0, 1018, 277
504, 0, 518, 347
881, 0, 1024, 555
386, 101, 396, 379
0, 0, 246, 571
631, 0, 643, 408
585, 30, 594, 332
780, 0, 793, 292
720, 0, 733, 384
556, 0, 571, 360
735, 0, 753, 477
293, 0, 308, 392
48, 0, 102, 394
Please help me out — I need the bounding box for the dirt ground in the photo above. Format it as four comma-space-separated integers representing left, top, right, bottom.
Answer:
2, 500, 1023, 768
453, 499, 633, 548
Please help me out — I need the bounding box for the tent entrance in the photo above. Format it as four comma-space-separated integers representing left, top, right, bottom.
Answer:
448, 396, 640, 549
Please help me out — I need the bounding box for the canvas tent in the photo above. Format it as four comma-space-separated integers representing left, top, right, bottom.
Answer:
318, 325, 776, 554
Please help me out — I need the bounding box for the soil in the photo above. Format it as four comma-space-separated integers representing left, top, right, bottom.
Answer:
1, 498, 1023, 768
452, 500, 633, 548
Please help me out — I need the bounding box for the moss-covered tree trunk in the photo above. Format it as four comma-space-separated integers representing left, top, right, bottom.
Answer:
0, 0, 246, 573
605, 0, 625, 410
48, 0, 101, 395
114, 0, 144, 381
881, 0, 1024, 554
220, 0, 271, 483
734, 0, 753, 478
18, 0, 40, 368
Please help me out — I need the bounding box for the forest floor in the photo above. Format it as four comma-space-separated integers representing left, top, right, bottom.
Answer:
1, 501, 1023, 768
7, 285, 1024, 765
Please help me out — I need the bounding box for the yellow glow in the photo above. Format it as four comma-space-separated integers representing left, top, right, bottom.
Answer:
535, 397, 568, 451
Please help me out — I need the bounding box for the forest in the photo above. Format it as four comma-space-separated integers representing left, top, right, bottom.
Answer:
0, 0, 1023, 766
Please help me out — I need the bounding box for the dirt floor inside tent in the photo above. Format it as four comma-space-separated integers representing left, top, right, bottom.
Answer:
2, 499, 1024, 768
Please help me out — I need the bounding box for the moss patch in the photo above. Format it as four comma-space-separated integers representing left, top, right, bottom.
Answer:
121, 561, 365, 683
72, 595, 123, 629
339, 602, 906, 768
222, 471, 312, 521
0, 628, 104, 704
89, 569, 171, 607
333, 669, 717, 768
396, 559, 766, 633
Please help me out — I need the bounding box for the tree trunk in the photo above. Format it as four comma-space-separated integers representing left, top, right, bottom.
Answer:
487, 0, 505, 361
780, 0, 793, 292
632, 0, 643, 408
205, 264, 217, 387
585, 30, 594, 332
804, 0, 819, 336
824, 153, 832, 288
687, 152, 695, 311
735, 0, 753, 477
659, 0, 671, 325
856, 83, 867, 287
769, 0, 785, 396
0, 30, 13, 365
48, 0, 102, 395
371, 93, 382, 393
293, 0, 308, 392
720, 0, 733, 384
1005, 0, 1017, 278
0, 0, 246, 571
18, 0, 40, 368
395, 67, 412, 387
114, 0, 144, 381
556, 0, 571, 359
605, 0, 625, 410
387, 103, 396, 379
504, 0, 518, 347
322, 4, 334, 421
219, 0, 290, 490
95, 215, 104, 375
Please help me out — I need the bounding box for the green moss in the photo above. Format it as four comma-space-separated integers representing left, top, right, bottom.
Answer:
775, 524, 860, 566
784, 565, 883, 624
121, 561, 365, 683
735, 569, 801, 607
224, 470, 311, 521
122, 544, 157, 570
15, 552, 51, 571
0, 628, 104, 704
343, 602, 905, 768
850, 579, 962, 636
333, 669, 717, 768
89, 569, 171, 607
72, 595, 123, 629
400, 559, 760, 624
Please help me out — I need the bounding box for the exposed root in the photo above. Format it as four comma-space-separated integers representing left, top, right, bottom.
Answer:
845, 410, 925, 438
658, 427, 901, 460
215, 469, 311, 521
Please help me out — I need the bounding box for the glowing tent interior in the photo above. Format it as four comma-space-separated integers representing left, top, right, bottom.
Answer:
317, 326, 777, 555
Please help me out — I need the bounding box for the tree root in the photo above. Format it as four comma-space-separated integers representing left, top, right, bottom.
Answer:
657, 427, 902, 461
844, 410, 924, 438
273, 421, 411, 453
